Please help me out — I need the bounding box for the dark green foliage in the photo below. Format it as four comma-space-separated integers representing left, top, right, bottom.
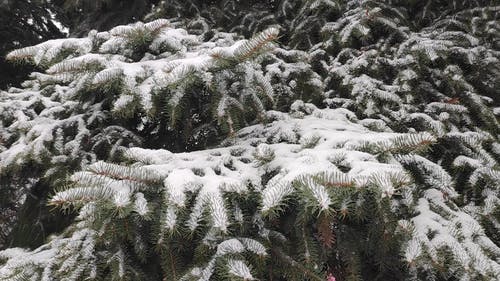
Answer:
262, 171, 409, 281
1, 0, 500, 280
52, 0, 155, 36
0, 0, 65, 89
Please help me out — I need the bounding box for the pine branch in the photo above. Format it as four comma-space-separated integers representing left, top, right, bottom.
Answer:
233, 27, 279, 61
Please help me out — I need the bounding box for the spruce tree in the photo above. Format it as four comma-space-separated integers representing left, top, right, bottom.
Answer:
0, 20, 286, 248
0, 0, 66, 89
52, 0, 155, 36
0, 1, 499, 281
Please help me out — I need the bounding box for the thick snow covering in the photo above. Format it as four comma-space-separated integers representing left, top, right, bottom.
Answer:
125, 102, 410, 231
1, 6, 499, 279
2, 102, 497, 280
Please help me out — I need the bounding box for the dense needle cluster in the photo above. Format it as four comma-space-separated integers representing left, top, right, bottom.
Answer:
0, 1, 499, 280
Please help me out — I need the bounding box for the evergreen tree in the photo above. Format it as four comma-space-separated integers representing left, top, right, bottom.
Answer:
0, 0, 66, 89
51, 0, 155, 36
1, 1, 499, 280
0, 20, 290, 248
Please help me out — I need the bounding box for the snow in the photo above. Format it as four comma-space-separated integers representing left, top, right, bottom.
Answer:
48, 9, 69, 35
227, 259, 254, 280
408, 189, 500, 278
0, 229, 97, 280
1, 8, 499, 280
124, 104, 411, 221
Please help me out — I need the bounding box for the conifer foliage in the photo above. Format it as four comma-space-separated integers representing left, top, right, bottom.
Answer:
0, 19, 287, 248
1, 1, 500, 281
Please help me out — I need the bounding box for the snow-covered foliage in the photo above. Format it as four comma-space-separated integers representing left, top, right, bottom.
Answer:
0, 104, 428, 279
1, 0, 499, 280
2, 101, 499, 280
0, 20, 305, 248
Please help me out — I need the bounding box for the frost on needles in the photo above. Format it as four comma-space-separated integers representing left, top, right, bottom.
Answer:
1, 1, 500, 281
